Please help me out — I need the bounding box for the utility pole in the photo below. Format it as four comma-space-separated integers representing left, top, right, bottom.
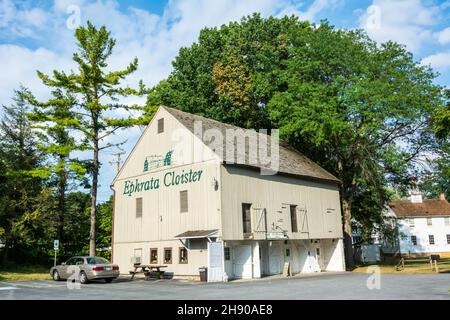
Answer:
110, 152, 125, 175
109, 151, 124, 263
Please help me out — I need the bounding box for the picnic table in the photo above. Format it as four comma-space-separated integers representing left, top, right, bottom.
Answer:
129, 264, 168, 280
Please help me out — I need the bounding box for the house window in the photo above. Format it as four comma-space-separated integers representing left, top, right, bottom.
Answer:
179, 247, 188, 264
427, 218, 432, 226
411, 235, 417, 246
445, 217, 450, 226
157, 118, 164, 133
408, 218, 415, 227
290, 205, 298, 233
429, 235, 435, 245
286, 248, 291, 257
164, 248, 172, 264
447, 234, 450, 245
136, 198, 143, 218
242, 203, 252, 234
150, 248, 158, 264
180, 190, 188, 213
224, 247, 231, 261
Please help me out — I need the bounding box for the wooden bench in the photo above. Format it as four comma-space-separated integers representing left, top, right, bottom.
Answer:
129, 264, 167, 280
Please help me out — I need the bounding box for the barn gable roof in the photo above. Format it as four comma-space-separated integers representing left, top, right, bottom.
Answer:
163, 106, 339, 184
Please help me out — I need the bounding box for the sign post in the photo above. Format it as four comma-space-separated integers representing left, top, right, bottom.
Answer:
53, 240, 59, 267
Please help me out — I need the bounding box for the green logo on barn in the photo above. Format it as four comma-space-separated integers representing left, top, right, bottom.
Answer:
144, 150, 174, 172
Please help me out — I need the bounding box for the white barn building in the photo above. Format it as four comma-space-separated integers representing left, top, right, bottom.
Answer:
111, 106, 346, 281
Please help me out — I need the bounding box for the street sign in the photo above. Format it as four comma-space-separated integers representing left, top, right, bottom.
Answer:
54, 239, 59, 250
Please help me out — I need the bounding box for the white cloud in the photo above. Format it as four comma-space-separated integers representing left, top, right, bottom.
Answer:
358, 0, 441, 52
0, 45, 74, 104
421, 51, 450, 71
0, 0, 49, 38
436, 26, 450, 44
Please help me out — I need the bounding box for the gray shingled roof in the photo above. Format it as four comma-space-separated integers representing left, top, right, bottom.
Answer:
164, 106, 339, 184
174, 230, 219, 239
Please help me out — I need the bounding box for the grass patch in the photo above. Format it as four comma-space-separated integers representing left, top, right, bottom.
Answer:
353, 258, 450, 274
0, 265, 51, 282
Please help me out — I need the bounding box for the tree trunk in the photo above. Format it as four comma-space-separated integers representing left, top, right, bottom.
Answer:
342, 197, 355, 270
89, 138, 99, 256
2, 242, 9, 264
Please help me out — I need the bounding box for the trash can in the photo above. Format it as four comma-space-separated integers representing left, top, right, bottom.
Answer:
199, 267, 207, 282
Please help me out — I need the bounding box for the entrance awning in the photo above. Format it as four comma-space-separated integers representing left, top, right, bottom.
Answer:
174, 229, 218, 239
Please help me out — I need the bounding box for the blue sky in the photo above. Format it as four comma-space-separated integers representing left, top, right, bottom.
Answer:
1, 0, 450, 202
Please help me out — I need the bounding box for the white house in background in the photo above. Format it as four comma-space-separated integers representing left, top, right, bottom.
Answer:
388, 192, 450, 257
111, 106, 346, 282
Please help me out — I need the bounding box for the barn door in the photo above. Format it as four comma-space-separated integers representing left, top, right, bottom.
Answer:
298, 206, 309, 234
207, 241, 224, 282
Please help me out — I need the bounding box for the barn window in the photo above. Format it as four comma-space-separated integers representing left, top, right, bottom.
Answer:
290, 205, 298, 232
445, 217, 450, 226
447, 235, 450, 245
408, 218, 415, 227
242, 203, 252, 234
224, 247, 231, 261
157, 118, 164, 133
164, 248, 172, 264
427, 218, 432, 226
179, 247, 188, 264
180, 190, 188, 213
150, 248, 158, 264
411, 235, 417, 246
136, 197, 143, 218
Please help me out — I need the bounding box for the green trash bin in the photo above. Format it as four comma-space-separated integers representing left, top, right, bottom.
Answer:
199, 267, 207, 282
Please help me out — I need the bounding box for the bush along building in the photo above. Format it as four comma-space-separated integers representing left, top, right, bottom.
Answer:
111, 106, 345, 281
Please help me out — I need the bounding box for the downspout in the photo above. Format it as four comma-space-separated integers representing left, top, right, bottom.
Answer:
110, 184, 116, 263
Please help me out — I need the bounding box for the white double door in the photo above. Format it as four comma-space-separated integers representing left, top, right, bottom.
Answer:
233, 245, 253, 279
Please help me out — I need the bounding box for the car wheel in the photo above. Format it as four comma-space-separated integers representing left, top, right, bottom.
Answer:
79, 271, 89, 284
104, 278, 113, 283
53, 270, 61, 281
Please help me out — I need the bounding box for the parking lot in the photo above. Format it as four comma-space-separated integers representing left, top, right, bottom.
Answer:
1, 272, 449, 300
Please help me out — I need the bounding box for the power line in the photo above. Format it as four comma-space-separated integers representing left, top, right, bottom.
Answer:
109, 152, 126, 175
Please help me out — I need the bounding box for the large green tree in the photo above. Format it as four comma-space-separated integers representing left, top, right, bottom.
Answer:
28, 22, 146, 256
22, 88, 88, 245
147, 14, 444, 268
0, 89, 48, 263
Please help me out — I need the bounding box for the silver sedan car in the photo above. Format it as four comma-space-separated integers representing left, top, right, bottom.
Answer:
50, 256, 119, 284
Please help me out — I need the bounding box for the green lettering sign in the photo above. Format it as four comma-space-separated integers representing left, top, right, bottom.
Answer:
124, 169, 203, 197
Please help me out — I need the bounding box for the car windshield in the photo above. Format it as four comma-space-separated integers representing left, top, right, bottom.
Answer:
86, 257, 110, 265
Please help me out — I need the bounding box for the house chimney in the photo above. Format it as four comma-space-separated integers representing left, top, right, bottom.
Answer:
410, 190, 422, 203
440, 193, 446, 201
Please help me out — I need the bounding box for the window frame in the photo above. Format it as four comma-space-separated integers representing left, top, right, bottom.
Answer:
447, 234, 450, 245
180, 190, 188, 213
427, 217, 432, 226
136, 197, 143, 218
242, 203, 252, 235
411, 235, 417, 246
179, 247, 188, 264
157, 118, 164, 134
164, 248, 172, 264
224, 247, 231, 261
150, 248, 158, 264
290, 205, 298, 233
445, 217, 450, 226
429, 235, 435, 245
408, 218, 415, 227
